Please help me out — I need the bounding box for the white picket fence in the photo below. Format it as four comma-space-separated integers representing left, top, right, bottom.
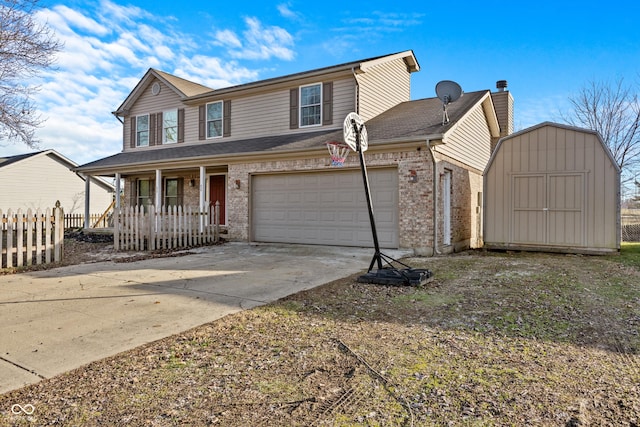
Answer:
114, 203, 220, 251
1, 207, 64, 269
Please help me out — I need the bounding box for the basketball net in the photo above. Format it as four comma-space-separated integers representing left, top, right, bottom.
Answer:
326, 142, 350, 167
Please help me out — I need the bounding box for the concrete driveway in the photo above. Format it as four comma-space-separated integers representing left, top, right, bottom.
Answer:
0, 243, 407, 394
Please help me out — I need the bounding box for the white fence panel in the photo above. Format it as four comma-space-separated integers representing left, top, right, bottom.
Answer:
113, 203, 220, 251
1, 207, 64, 269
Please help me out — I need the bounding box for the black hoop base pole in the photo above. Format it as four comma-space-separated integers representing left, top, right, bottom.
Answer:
351, 119, 432, 286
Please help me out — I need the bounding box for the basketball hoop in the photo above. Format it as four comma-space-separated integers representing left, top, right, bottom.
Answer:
326, 141, 351, 167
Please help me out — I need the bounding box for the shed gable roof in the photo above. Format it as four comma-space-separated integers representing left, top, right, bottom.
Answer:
484, 121, 621, 175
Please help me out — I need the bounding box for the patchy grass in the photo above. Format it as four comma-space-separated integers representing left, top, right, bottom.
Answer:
1, 250, 639, 426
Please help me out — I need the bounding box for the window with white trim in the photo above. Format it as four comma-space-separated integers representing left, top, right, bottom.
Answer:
136, 114, 149, 147
300, 83, 321, 127
137, 179, 152, 211
163, 110, 178, 144
164, 178, 181, 207
206, 101, 223, 138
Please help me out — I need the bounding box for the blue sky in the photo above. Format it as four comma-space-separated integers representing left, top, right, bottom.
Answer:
2, 0, 639, 166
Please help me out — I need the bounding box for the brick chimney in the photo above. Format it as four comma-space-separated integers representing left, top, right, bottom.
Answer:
491, 80, 514, 152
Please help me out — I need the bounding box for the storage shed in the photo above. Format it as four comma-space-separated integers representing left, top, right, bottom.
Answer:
483, 122, 620, 254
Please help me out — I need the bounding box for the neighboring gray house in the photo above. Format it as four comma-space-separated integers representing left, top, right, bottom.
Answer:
0, 150, 115, 215
484, 122, 621, 254
76, 50, 513, 255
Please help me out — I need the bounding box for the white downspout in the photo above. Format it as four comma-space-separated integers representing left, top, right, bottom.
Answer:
429, 141, 442, 255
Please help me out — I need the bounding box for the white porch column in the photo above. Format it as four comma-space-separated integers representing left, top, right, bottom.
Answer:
115, 173, 121, 209
199, 166, 206, 232
84, 175, 91, 229
155, 169, 162, 208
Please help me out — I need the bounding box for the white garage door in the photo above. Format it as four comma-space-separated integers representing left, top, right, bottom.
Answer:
252, 168, 398, 248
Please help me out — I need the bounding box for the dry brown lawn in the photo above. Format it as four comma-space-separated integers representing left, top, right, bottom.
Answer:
1, 240, 639, 426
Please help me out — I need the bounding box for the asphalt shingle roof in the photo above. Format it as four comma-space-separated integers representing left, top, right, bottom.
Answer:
77, 90, 489, 173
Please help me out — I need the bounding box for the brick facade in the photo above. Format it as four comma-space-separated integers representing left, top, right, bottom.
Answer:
122, 146, 483, 255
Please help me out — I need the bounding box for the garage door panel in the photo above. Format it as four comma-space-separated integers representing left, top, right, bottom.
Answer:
252, 169, 398, 247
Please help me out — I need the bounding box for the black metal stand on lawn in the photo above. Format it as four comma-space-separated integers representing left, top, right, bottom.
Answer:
351, 120, 432, 286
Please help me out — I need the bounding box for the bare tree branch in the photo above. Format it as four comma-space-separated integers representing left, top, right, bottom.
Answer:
560, 77, 640, 185
0, 0, 61, 147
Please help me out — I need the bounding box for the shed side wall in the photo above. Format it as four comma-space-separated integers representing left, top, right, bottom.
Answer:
484, 125, 619, 251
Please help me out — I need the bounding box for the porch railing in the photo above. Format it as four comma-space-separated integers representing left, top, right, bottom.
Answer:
113, 202, 220, 251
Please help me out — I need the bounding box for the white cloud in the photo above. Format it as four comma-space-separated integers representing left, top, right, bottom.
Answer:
51, 5, 110, 36
277, 3, 300, 20
173, 56, 259, 88
215, 29, 242, 49
224, 17, 295, 61
9, 2, 298, 166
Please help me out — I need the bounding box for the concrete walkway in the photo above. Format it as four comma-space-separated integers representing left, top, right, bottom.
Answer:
0, 243, 407, 394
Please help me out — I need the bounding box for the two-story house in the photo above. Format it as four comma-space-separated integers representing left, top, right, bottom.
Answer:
75, 50, 513, 255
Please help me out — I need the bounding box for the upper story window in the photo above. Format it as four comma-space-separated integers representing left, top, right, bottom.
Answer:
136, 115, 149, 147
300, 83, 322, 127
163, 110, 178, 144
207, 101, 223, 138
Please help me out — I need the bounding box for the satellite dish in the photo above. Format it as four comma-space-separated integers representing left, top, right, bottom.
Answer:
435, 80, 463, 125
343, 112, 368, 152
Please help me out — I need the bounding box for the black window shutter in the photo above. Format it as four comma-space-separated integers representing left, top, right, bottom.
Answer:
177, 108, 185, 143
289, 88, 298, 129
150, 179, 155, 207
130, 117, 136, 148
149, 113, 156, 146
198, 105, 205, 140
130, 179, 138, 207
177, 178, 184, 206
223, 100, 231, 137
323, 82, 333, 125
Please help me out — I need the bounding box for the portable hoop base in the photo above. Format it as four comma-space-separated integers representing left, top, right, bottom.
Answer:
357, 251, 432, 286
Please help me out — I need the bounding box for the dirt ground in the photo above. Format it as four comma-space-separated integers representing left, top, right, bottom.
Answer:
1, 238, 639, 426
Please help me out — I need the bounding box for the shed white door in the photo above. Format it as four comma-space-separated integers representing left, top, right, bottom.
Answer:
511, 173, 585, 246
252, 168, 398, 247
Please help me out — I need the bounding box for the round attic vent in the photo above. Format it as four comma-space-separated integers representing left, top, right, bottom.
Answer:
151, 82, 161, 96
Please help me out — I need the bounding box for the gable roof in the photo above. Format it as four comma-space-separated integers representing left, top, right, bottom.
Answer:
113, 68, 214, 116
484, 121, 622, 175
185, 50, 419, 103
0, 151, 41, 169
76, 89, 497, 175
113, 50, 419, 113
1, 150, 116, 191
366, 90, 496, 142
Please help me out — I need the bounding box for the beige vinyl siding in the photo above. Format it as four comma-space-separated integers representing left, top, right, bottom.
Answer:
223, 78, 354, 140
356, 57, 411, 121
484, 123, 620, 253
438, 104, 492, 172
130, 78, 355, 147
124, 79, 185, 151
0, 154, 113, 214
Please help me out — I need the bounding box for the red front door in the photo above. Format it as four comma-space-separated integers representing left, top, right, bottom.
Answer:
209, 175, 226, 225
